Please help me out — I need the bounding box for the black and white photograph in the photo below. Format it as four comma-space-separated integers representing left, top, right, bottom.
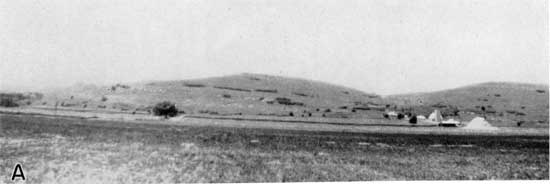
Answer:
0, 0, 548, 183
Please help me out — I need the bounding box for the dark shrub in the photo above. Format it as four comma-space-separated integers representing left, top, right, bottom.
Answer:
292, 92, 309, 97
289, 112, 294, 117
517, 121, 525, 127
256, 89, 278, 93
409, 115, 417, 124
0, 93, 30, 107
397, 113, 405, 120
0, 98, 18, 107
183, 83, 206, 88
153, 101, 178, 118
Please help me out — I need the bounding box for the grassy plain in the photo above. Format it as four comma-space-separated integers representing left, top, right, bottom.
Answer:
0, 114, 548, 183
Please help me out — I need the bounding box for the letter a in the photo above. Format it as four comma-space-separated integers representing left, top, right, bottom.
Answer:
12, 164, 25, 180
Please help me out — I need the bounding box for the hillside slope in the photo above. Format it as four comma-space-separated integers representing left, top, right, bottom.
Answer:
385, 82, 549, 126
38, 73, 383, 116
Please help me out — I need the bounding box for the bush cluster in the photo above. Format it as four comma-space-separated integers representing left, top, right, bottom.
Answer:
153, 101, 178, 118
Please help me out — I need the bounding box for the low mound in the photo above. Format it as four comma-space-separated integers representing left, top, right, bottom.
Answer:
37, 73, 383, 116
386, 82, 549, 127
463, 117, 499, 131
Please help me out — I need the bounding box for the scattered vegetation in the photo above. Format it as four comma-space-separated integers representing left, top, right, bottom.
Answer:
199, 110, 219, 115
431, 102, 447, 108
0, 95, 19, 107
0, 93, 42, 107
255, 89, 278, 93
367, 95, 379, 99
292, 92, 311, 97
110, 83, 131, 91
271, 97, 304, 106
505, 110, 526, 116
213, 86, 252, 92
352, 107, 370, 111
323, 112, 350, 119
184, 83, 206, 88
247, 76, 261, 81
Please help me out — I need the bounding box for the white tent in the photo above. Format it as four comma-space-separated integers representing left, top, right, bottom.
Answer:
463, 117, 499, 131
428, 109, 443, 122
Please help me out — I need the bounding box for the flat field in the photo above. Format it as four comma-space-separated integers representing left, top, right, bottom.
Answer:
0, 114, 548, 183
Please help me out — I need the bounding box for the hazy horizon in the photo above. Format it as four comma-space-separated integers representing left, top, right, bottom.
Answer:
1, 0, 548, 95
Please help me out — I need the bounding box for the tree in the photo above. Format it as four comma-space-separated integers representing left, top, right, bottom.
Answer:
409, 115, 417, 124
152, 101, 178, 118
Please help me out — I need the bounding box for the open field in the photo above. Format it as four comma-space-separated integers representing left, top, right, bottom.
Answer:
1, 113, 548, 182
1, 107, 547, 136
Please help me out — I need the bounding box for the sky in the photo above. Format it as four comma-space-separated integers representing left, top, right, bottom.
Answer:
0, 0, 548, 95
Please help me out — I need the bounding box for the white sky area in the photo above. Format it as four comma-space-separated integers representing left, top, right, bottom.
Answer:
0, 0, 548, 95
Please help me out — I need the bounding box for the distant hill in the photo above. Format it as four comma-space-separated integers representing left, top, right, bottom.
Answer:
385, 82, 549, 127
9, 75, 549, 127
38, 73, 384, 116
